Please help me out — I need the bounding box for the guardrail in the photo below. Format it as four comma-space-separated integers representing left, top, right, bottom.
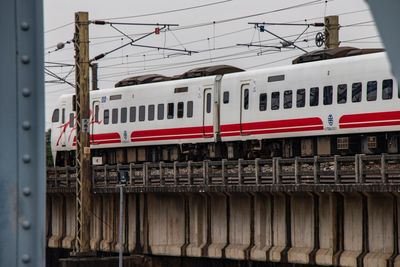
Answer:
47, 154, 400, 193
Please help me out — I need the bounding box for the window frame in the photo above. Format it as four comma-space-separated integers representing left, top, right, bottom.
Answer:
259, 93, 267, 111
112, 108, 118, 124
296, 88, 305, 108
323, 85, 333, 105
129, 106, 136, 122
352, 82, 362, 103
121, 107, 127, 123
283, 90, 292, 109
310, 87, 319, 107
139, 105, 146, 121
103, 110, 109, 125
337, 84, 347, 104
271, 91, 280, 110
157, 104, 164, 120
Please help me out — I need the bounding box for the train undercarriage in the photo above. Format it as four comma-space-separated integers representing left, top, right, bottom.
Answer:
55, 132, 400, 166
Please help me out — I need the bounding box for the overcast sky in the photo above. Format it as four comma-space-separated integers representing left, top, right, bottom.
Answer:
43, 0, 382, 128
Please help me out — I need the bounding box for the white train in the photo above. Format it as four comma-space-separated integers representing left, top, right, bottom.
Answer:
50, 47, 400, 166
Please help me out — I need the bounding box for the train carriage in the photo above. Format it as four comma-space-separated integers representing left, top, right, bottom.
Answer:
50, 47, 400, 166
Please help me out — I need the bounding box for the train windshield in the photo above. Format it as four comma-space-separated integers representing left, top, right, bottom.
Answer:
51, 109, 59, 123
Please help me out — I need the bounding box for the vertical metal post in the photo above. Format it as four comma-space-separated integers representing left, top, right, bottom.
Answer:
91, 63, 98, 90
0, 0, 45, 266
73, 11, 92, 254
118, 184, 125, 267
324, 15, 339, 49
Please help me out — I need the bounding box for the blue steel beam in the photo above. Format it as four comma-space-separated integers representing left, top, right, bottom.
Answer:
366, 0, 400, 82
0, 0, 45, 266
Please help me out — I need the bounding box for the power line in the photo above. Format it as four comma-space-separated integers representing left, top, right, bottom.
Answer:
98, 0, 233, 21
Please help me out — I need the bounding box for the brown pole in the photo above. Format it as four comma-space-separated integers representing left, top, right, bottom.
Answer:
73, 11, 92, 254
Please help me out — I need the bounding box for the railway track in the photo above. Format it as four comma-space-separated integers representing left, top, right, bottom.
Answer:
47, 153, 400, 193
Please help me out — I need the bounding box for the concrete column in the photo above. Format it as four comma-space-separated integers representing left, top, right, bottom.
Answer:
269, 193, 289, 262
208, 193, 228, 258
316, 193, 337, 265
225, 193, 252, 260
90, 195, 102, 251
147, 193, 185, 256
364, 193, 394, 267
339, 193, 364, 267
288, 193, 314, 265
100, 195, 115, 252
127, 194, 137, 253
62, 195, 75, 249
48, 195, 65, 248
186, 194, 207, 257
251, 193, 273, 261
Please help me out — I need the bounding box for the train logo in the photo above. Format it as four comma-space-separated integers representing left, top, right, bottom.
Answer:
328, 114, 334, 126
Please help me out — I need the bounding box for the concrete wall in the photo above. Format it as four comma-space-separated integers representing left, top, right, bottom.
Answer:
47, 192, 400, 267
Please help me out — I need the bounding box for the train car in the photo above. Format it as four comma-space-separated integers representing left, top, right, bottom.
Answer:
50, 47, 400, 166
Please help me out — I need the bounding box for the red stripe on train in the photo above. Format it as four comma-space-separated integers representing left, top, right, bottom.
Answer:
220, 117, 323, 136
73, 132, 122, 145
339, 111, 400, 124
132, 134, 213, 142
340, 120, 400, 129
131, 126, 213, 138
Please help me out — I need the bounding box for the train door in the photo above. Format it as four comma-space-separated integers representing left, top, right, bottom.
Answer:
59, 104, 67, 147
240, 83, 250, 135
203, 88, 213, 136
91, 100, 100, 144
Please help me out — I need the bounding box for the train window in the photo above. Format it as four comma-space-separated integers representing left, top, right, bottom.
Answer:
110, 94, 122, 100
367, 81, 377, 101
167, 103, 174, 119
323, 86, 333, 105
382, 79, 393, 100
284, 90, 292, 109
139, 106, 146, 121
129, 107, 136, 122
148, 105, 155, 121
62, 108, 65, 123
103, 110, 109, 125
52, 109, 59, 122
206, 93, 212, 113
112, 108, 118, 124
187, 101, 193, 118
337, 84, 347, 104
271, 92, 280, 110
223, 91, 229, 104
243, 89, 249, 110
157, 104, 164, 120
352, 82, 362, 102
121, 108, 127, 123
94, 106, 98, 122
69, 113, 74, 127
310, 87, 319, 106
296, 89, 305, 108
174, 87, 188, 93
259, 93, 267, 111
177, 102, 184, 118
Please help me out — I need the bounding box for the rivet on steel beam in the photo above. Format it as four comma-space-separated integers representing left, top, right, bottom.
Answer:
22, 88, 31, 97
21, 55, 30, 64
22, 220, 31, 230
21, 254, 31, 263
20, 22, 30, 31
22, 121, 31, 130
22, 154, 31, 163
23, 187, 31, 196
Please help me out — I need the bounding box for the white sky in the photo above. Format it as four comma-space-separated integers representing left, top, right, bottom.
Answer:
44, 0, 382, 129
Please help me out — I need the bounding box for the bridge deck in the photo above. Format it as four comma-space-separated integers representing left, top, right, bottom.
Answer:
47, 153, 400, 193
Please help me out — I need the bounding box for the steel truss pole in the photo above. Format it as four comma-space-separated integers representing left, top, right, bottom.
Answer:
73, 11, 92, 254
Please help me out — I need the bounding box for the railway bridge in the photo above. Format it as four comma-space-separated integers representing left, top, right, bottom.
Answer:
47, 154, 400, 267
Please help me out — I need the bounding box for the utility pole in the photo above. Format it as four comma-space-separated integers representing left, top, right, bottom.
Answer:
91, 63, 98, 90
324, 15, 339, 49
73, 11, 92, 254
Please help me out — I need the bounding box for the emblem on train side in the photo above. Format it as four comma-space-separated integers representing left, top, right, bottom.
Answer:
328, 114, 334, 126
123, 130, 128, 142
101, 96, 107, 103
